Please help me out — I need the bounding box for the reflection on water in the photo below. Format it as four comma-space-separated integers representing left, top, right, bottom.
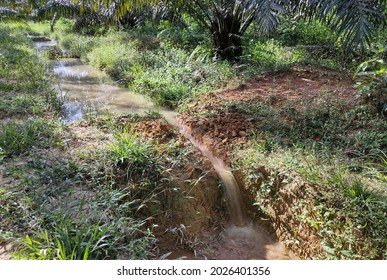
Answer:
34, 40, 56, 50
50, 58, 157, 122
53, 60, 89, 78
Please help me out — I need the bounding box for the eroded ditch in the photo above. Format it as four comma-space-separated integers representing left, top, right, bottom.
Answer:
33, 39, 295, 260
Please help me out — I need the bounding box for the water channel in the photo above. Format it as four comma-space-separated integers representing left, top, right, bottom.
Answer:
35, 39, 293, 259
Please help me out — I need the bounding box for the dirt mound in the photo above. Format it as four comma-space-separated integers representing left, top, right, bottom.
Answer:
180, 66, 358, 164
180, 113, 251, 165
134, 120, 175, 143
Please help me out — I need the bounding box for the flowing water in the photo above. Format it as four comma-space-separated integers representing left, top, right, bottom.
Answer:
52, 58, 156, 122
163, 112, 247, 227
35, 40, 292, 259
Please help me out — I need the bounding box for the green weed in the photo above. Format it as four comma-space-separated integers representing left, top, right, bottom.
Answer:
0, 24, 62, 116
0, 119, 60, 157
109, 128, 161, 182
245, 39, 305, 70
273, 18, 336, 47
14, 212, 155, 260
234, 140, 387, 259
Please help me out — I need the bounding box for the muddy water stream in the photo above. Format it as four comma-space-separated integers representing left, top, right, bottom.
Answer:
162, 112, 247, 227
36, 40, 292, 259
53, 58, 156, 122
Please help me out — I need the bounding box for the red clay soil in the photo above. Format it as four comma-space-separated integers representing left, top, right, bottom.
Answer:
180, 66, 359, 164
133, 121, 176, 143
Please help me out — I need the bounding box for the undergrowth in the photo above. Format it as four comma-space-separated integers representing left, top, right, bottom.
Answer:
0, 24, 61, 117
29, 19, 234, 109
234, 142, 386, 260
0, 119, 60, 157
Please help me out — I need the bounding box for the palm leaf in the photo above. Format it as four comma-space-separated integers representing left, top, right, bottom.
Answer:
254, 0, 286, 34
36, 0, 81, 20
290, 0, 386, 50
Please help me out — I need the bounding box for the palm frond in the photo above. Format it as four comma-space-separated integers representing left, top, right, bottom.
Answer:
36, 0, 81, 20
254, 0, 286, 34
289, 0, 386, 50
325, 0, 385, 49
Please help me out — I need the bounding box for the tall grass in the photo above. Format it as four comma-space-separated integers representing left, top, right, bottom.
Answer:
109, 128, 161, 179
14, 213, 154, 260
0, 23, 62, 117
0, 119, 59, 157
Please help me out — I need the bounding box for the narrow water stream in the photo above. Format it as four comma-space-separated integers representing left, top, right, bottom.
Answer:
35, 39, 292, 259
162, 112, 247, 227
53, 58, 156, 122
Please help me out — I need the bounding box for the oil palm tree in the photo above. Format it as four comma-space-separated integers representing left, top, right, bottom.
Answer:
2, 0, 386, 60
176, 0, 386, 60
80, 0, 386, 60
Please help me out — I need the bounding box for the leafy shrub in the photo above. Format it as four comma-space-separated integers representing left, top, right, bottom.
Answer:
245, 39, 305, 70
354, 46, 387, 113
156, 17, 211, 50
274, 18, 336, 47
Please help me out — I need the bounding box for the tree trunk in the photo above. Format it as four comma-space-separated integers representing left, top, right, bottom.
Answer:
50, 12, 57, 32
210, 13, 243, 61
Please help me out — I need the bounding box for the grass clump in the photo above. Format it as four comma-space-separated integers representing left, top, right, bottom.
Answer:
14, 211, 154, 260
109, 128, 161, 182
0, 119, 60, 157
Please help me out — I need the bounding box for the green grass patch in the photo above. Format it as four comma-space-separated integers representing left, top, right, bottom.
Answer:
224, 99, 387, 155
109, 128, 162, 186
0, 23, 62, 117
0, 119, 60, 157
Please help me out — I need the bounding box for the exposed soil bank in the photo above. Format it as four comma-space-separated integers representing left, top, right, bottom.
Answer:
130, 117, 295, 260
177, 65, 386, 259
179, 65, 359, 164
